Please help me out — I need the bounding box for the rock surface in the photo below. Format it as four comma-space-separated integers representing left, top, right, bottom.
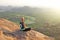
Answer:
0, 18, 54, 40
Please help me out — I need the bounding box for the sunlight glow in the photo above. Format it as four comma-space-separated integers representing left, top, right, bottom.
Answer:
0, 0, 60, 8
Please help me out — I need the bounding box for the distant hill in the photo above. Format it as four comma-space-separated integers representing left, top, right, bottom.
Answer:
0, 6, 51, 14
0, 6, 37, 12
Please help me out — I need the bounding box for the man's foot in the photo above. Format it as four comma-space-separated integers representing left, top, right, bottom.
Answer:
20, 28, 31, 31
23, 28, 31, 31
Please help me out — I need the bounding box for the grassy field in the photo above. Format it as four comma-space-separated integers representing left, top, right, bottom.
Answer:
0, 12, 60, 40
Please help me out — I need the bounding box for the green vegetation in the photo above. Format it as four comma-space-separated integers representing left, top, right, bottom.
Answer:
0, 6, 60, 40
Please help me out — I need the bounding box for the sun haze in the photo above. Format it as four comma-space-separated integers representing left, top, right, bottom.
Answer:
0, 0, 60, 8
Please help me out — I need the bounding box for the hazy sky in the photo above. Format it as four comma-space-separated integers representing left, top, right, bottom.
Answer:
0, 0, 60, 8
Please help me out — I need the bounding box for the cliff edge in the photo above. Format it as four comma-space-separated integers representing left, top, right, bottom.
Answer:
0, 18, 54, 40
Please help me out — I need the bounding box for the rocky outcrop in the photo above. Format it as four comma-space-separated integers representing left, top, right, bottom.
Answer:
0, 18, 54, 40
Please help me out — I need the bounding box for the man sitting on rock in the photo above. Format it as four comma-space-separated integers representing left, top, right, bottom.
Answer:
20, 17, 31, 31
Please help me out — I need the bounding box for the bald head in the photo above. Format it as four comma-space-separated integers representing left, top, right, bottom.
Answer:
21, 17, 25, 22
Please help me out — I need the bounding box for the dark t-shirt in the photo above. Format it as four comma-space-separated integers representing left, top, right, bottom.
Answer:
20, 22, 24, 29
